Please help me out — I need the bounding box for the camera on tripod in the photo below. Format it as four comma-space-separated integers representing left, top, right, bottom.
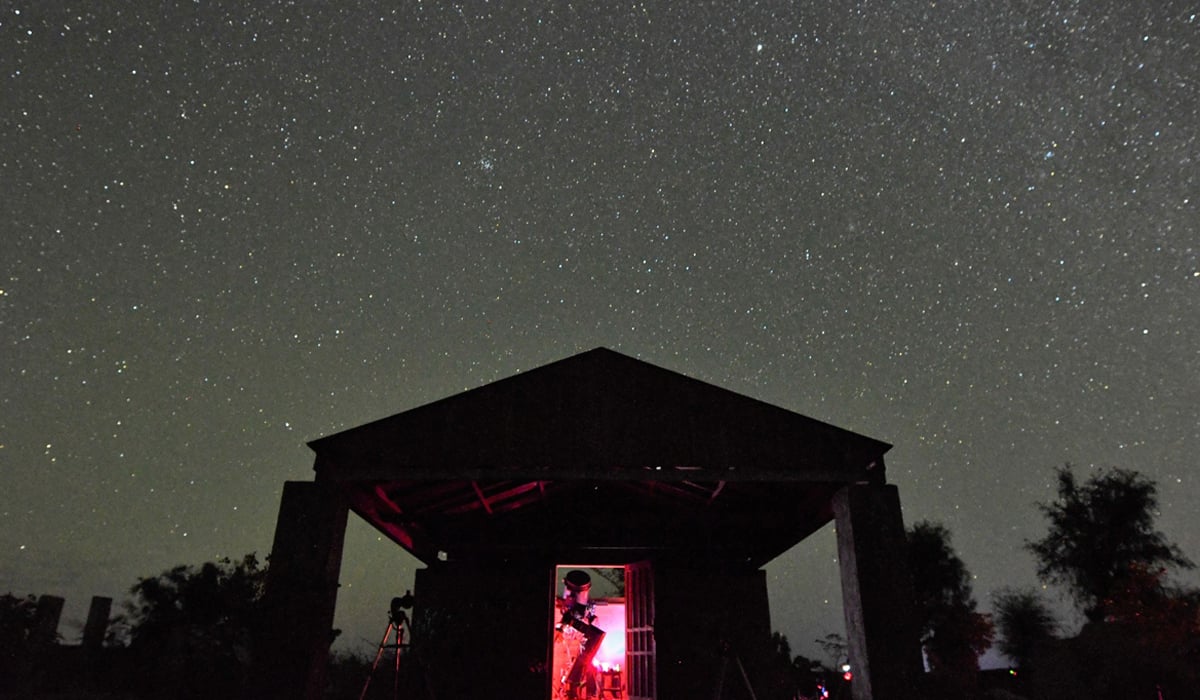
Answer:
388, 591, 414, 626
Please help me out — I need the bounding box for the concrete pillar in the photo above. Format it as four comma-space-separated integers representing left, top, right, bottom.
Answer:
833, 483, 923, 700
18, 595, 65, 695
253, 480, 349, 700
30, 595, 64, 648
82, 596, 112, 650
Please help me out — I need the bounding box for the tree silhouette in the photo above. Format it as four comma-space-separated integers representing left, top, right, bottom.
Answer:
991, 587, 1056, 670
0, 594, 38, 692
0, 593, 37, 648
120, 553, 266, 698
758, 631, 831, 700
906, 521, 993, 694
1026, 464, 1193, 622
814, 632, 847, 669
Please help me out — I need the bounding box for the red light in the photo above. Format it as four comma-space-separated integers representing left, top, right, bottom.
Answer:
843, 671, 853, 682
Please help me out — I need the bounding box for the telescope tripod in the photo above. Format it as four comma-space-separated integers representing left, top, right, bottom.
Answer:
359, 612, 410, 700
712, 640, 759, 700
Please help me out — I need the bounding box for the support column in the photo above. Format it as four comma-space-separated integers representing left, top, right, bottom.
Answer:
833, 483, 923, 700
82, 596, 112, 650
18, 595, 65, 694
253, 480, 349, 700
30, 595, 64, 649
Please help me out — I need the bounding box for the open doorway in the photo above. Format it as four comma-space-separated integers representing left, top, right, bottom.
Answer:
550, 566, 626, 699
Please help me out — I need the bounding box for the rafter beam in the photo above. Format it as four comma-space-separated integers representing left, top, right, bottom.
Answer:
707, 480, 726, 506
470, 480, 494, 515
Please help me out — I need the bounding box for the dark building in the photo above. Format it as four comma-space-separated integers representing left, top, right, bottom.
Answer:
256, 348, 922, 699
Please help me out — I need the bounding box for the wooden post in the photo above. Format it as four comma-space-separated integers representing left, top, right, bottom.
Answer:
253, 480, 349, 700
833, 483, 923, 700
82, 596, 112, 650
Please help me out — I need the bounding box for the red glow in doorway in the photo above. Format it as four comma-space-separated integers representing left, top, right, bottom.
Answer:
551, 567, 626, 700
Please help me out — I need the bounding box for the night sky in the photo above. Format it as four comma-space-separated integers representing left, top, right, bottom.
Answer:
3, 1, 1197, 665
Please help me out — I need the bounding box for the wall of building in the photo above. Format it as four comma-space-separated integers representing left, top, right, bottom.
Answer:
410, 562, 552, 698
651, 566, 773, 700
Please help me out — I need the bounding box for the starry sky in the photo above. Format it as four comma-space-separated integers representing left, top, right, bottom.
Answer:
2, 0, 1197, 665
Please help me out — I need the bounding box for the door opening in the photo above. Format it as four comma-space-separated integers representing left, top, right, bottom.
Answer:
550, 566, 626, 699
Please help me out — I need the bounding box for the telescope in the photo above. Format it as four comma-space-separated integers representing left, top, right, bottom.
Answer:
389, 590, 415, 624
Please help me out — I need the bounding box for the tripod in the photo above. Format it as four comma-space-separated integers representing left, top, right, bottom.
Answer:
359, 609, 410, 700
712, 640, 759, 700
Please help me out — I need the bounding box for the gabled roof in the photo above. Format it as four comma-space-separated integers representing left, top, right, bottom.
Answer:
310, 347, 890, 482
307, 348, 892, 567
